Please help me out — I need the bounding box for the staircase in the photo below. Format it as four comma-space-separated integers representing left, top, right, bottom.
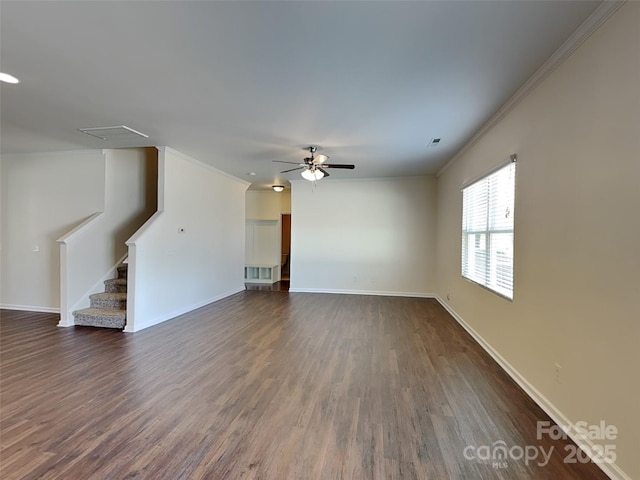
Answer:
73, 264, 128, 329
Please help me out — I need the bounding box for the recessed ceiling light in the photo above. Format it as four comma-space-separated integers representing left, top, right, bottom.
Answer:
0, 72, 20, 84
248, 172, 256, 176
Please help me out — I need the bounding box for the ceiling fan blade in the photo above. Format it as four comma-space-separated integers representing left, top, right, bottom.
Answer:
317, 167, 330, 178
315, 154, 329, 164
280, 167, 304, 173
323, 163, 355, 169
273, 160, 304, 165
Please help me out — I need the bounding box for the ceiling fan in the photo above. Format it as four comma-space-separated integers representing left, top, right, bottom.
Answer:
274, 146, 355, 181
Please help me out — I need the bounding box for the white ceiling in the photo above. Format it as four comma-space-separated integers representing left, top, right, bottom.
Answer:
0, 1, 601, 189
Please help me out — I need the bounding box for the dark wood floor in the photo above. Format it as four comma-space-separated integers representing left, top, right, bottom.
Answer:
1, 293, 608, 479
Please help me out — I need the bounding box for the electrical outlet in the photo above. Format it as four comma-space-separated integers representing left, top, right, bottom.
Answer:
554, 363, 562, 384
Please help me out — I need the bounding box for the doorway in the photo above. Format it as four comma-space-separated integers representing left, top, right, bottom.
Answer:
281, 213, 291, 282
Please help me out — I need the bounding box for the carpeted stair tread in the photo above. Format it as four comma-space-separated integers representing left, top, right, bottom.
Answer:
90, 292, 127, 300
73, 308, 126, 329
74, 308, 126, 317
75, 263, 128, 329
104, 278, 127, 293
90, 292, 127, 309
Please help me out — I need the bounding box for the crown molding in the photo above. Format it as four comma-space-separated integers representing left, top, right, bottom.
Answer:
437, 1, 626, 177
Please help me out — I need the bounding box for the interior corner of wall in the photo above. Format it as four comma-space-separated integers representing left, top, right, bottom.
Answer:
155, 149, 166, 212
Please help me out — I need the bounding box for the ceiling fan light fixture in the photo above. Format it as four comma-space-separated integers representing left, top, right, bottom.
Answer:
315, 154, 329, 163
272, 185, 285, 192
301, 168, 324, 181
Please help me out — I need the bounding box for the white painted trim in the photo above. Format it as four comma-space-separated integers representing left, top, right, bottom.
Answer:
434, 296, 631, 480
57, 211, 107, 326
437, 1, 625, 177
159, 146, 251, 186
288, 288, 436, 298
58, 242, 71, 326
1, 304, 60, 314
56, 212, 104, 244
124, 243, 138, 331
57, 317, 74, 328
124, 286, 245, 333
125, 211, 164, 246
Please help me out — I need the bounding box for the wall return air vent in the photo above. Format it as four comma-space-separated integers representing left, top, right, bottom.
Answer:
78, 125, 149, 141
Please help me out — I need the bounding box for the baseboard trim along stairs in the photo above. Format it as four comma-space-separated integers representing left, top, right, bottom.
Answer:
73, 264, 127, 329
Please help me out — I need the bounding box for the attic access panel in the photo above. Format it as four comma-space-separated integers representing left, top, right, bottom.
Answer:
78, 125, 149, 141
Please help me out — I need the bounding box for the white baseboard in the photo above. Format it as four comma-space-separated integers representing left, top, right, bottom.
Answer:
434, 296, 630, 480
57, 317, 75, 327
1, 304, 60, 314
124, 286, 245, 333
288, 287, 436, 298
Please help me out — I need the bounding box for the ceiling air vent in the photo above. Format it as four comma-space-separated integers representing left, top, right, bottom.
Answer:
428, 138, 442, 147
78, 125, 149, 140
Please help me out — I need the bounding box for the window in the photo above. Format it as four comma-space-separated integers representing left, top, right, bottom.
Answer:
462, 159, 516, 299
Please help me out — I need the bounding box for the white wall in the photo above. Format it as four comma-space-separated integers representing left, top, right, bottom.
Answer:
246, 189, 291, 220
106, 148, 158, 250
245, 220, 279, 266
0, 150, 105, 311
126, 147, 249, 332
290, 177, 437, 296
436, 3, 639, 479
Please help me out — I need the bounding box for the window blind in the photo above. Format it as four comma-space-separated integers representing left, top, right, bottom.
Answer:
462, 161, 516, 299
